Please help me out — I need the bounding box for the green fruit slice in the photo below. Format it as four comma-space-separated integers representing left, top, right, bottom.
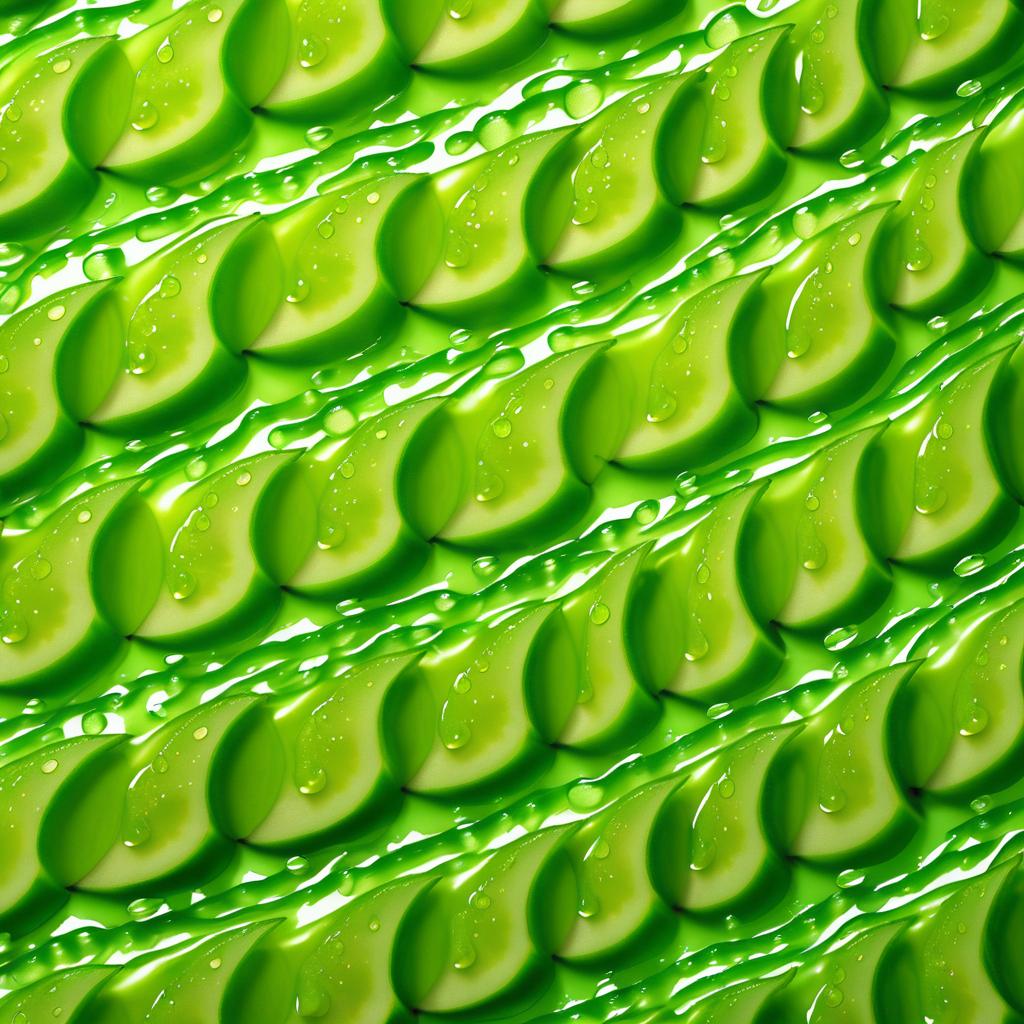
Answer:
679, 973, 791, 1024
557, 777, 679, 965
245, 653, 426, 848
969, 107, 1024, 257
266, 398, 445, 597
135, 452, 292, 647
531, 545, 660, 751
253, 174, 422, 362
0, 38, 131, 236
393, 826, 575, 1014
550, 0, 674, 36
901, 599, 1024, 795
992, 341, 1024, 502
757, 205, 895, 412
608, 272, 761, 471
0, 966, 115, 1024
262, 0, 407, 120
632, 486, 782, 701
104, 0, 288, 183
406, 605, 555, 799
774, 663, 918, 865
76, 695, 261, 893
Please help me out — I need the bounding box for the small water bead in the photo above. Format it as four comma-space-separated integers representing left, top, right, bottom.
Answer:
956, 79, 982, 98
491, 416, 512, 438
839, 149, 864, 169
448, 0, 473, 17
837, 868, 864, 888
568, 783, 604, 811
716, 774, 735, 798
159, 274, 181, 299
82, 710, 106, 735
707, 702, 731, 719
825, 625, 858, 650
297, 766, 327, 795
316, 219, 335, 239
957, 697, 989, 737
970, 795, 993, 814
299, 33, 327, 69
792, 206, 817, 239
41, 758, 58, 775
588, 601, 610, 626
305, 125, 333, 148
472, 555, 498, 579
207, 6, 223, 21
704, 10, 741, 47
564, 81, 603, 119
471, 890, 492, 910
83, 248, 126, 281
193, 725, 208, 741
286, 855, 310, 875
131, 101, 159, 132
47, 304, 66, 321
323, 407, 356, 436
954, 554, 985, 577
128, 897, 161, 917
918, 10, 949, 40
29, 556, 52, 581
818, 786, 847, 814
156, 41, 174, 64
824, 985, 844, 1008
237, 470, 252, 486
634, 500, 659, 525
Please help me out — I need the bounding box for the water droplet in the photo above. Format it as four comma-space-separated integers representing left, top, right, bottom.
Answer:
565, 82, 602, 119
323, 407, 356, 436
491, 416, 512, 438
41, 758, 58, 774
131, 101, 159, 132
299, 33, 327, 69
82, 710, 106, 735
954, 554, 985, 577
568, 783, 603, 811
53, 57, 72, 74
207, 6, 223, 21
825, 625, 858, 650
159, 274, 181, 299
957, 698, 989, 737
956, 79, 982, 98
589, 601, 610, 626
448, 0, 473, 18
704, 10, 741, 47
286, 855, 309, 875
193, 726, 208, 741
717, 775, 735, 798
47, 304, 66, 322
156, 42, 174, 64
29, 557, 52, 581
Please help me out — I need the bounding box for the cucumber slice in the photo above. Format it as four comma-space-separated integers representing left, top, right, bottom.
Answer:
609, 273, 761, 471
424, 345, 624, 548
268, 398, 445, 597
651, 725, 797, 914
0, 38, 131, 236
992, 341, 1024, 502
0, 966, 115, 1024
880, 130, 990, 314
968, 108, 1024, 257
406, 605, 555, 799
0, 735, 122, 933
774, 663, 918, 866
89, 217, 270, 433
557, 777, 680, 966
871, 347, 1017, 568
531, 545, 660, 751
550, 0, 675, 36
0, 282, 116, 493
262, 0, 408, 121
0, 479, 151, 690
76, 695, 262, 893
104, 0, 288, 183
384, 0, 549, 75
539, 80, 686, 278
901, 599, 1024, 795
757, 205, 895, 413
245, 653, 425, 848
393, 826, 575, 1015
755, 426, 891, 631
252, 175, 419, 362
410, 129, 568, 320
135, 452, 292, 647
631, 486, 782, 702
781, 0, 887, 154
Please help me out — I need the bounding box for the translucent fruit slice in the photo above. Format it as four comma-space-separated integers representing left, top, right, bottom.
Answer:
0, 282, 116, 494
550, 0, 674, 36
104, 0, 288, 183
557, 777, 680, 966
262, 0, 407, 121
0, 736, 123, 933
774, 663, 918, 865
252, 175, 419, 361
393, 827, 575, 1015
0, 966, 115, 1024
385, 0, 549, 75
76, 695, 262, 893
900, 599, 1024, 796
245, 653, 427, 848
134, 452, 293, 646
608, 273, 761, 471
538, 81, 686, 278
757, 205, 895, 413
632, 486, 782, 702
0, 38, 131, 236
264, 398, 445, 597
406, 605, 556, 799
530, 545, 660, 752
755, 426, 891, 631
651, 725, 797, 914
0, 480, 153, 689
870, 346, 1017, 568
89, 217, 271, 432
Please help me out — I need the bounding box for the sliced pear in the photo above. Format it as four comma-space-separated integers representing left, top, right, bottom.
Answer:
631, 486, 782, 702
245, 652, 427, 848
754, 426, 891, 631
76, 695, 262, 893
406, 605, 555, 799
539, 81, 685, 278
900, 599, 1024, 795
0, 38, 131, 236
384, 0, 549, 75
0, 966, 115, 1024
253, 175, 421, 361
0, 282, 116, 494
608, 273, 761, 471
0, 479, 153, 689
89, 217, 272, 432
551, 0, 674, 36
135, 452, 293, 647
557, 777, 679, 966
0, 735, 122, 933
104, 0, 288, 183
757, 205, 895, 412
531, 545, 660, 751
393, 826, 575, 1015
969, 107, 1024, 257
870, 347, 1017, 568
651, 725, 797, 914
880, 130, 990, 314
262, 0, 407, 121
774, 663, 918, 865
